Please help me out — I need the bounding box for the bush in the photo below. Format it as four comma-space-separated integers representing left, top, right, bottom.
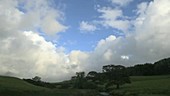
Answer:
82, 81, 97, 89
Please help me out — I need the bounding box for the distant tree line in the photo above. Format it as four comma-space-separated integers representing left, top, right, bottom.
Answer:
23, 76, 56, 88
71, 57, 170, 90
127, 58, 170, 76
23, 57, 170, 90
71, 65, 131, 90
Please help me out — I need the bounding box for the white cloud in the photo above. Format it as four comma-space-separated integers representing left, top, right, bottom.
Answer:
85, 0, 170, 69
1, 0, 170, 82
41, 16, 68, 35
97, 7, 131, 32
72, 0, 170, 72
0, 0, 71, 82
96, 35, 116, 50
109, 0, 133, 7
0, 30, 73, 82
0, 0, 88, 81
136, 2, 149, 15
121, 55, 129, 60
18, 0, 68, 35
134, 0, 170, 62
79, 21, 97, 32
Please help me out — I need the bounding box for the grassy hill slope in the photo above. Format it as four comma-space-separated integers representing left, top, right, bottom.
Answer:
0, 76, 46, 90
0, 76, 97, 96
0, 75, 170, 96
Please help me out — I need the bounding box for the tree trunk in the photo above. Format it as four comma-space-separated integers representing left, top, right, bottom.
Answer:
116, 84, 120, 89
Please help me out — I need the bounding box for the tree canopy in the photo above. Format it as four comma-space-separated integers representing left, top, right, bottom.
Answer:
102, 65, 131, 89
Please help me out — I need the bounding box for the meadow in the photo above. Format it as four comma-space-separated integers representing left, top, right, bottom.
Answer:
0, 75, 170, 96
111, 75, 170, 96
0, 76, 97, 96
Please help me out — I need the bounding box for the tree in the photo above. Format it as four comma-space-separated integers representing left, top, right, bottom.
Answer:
131, 63, 154, 76
72, 72, 97, 89
74, 72, 86, 89
154, 58, 170, 75
76, 72, 85, 78
32, 76, 41, 82
103, 65, 131, 89
86, 71, 98, 82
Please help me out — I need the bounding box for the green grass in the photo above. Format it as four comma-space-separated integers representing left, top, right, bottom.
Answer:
0, 75, 170, 96
131, 75, 170, 82
111, 75, 170, 96
0, 76, 97, 96
0, 76, 46, 90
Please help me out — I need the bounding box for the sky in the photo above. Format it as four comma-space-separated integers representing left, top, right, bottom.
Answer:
0, 0, 170, 82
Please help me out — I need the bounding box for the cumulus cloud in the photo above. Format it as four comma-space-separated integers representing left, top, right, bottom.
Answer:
0, 0, 71, 82
97, 7, 131, 32
1, 0, 170, 82
87, 0, 170, 68
0, 30, 79, 82
79, 0, 133, 33
79, 21, 97, 32
133, 0, 170, 62
18, 0, 68, 35
73, 0, 170, 72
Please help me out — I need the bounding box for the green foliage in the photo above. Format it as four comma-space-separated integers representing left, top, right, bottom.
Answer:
57, 82, 71, 89
102, 65, 131, 89
72, 72, 98, 89
154, 58, 170, 75
73, 72, 86, 89
86, 71, 98, 82
32, 76, 41, 82
127, 63, 155, 76
82, 81, 97, 89
1, 57, 170, 96
127, 57, 170, 76
23, 78, 56, 89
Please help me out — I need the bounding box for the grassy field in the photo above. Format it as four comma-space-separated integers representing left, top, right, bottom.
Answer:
111, 75, 170, 96
0, 76, 97, 96
0, 75, 170, 96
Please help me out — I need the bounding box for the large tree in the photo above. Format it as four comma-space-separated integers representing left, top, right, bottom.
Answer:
103, 65, 131, 89
32, 76, 41, 82
86, 71, 98, 82
73, 72, 86, 89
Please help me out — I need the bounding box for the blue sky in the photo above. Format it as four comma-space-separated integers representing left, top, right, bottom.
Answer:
1, 0, 170, 81
41, 0, 152, 52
